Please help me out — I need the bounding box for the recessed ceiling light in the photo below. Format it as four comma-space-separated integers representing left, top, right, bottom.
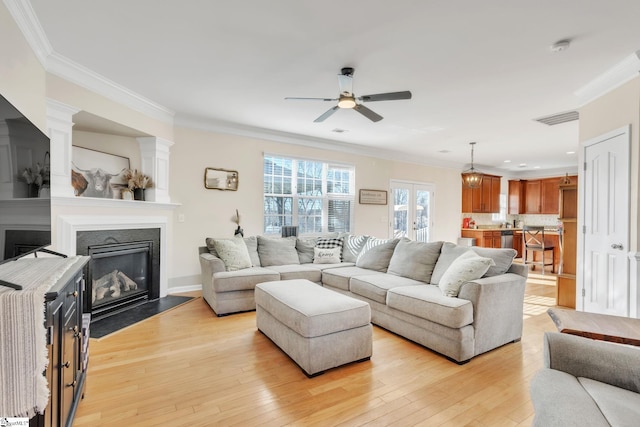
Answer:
503, 160, 511, 163
438, 149, 451, 153
534, 166, 541, 169
519, 163, 527, 167
566, 151, 575, 154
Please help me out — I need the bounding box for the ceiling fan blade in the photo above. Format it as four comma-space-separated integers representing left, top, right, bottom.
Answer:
285, 97, 337, 101
354, 104, 383, 122
314, 106, 339, 123
359, 91, 412, 102
337, 74, 353, 96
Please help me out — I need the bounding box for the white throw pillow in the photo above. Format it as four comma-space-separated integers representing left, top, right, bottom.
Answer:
313, 247, 342, 264
439, 251, 495, 297
212, 236, 252, 271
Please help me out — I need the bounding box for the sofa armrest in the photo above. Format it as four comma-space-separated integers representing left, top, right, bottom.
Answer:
543, 332, 640, 393
457, 273, 526, 355
199, 252, 226, 288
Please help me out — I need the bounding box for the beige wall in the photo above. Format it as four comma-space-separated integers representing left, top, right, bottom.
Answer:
579, 77, 640, 249
0, 4, 47, 130
168, 126, 462, 286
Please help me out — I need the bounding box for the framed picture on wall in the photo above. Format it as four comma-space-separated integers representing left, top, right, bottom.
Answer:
359, 189, 387, 205
71, 146, 130, 199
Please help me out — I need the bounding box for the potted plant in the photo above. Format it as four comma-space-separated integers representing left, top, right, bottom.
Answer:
21, 155, 50, 198
124, 169, 153, 201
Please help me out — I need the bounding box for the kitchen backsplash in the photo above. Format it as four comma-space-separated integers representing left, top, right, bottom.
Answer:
461, 213, 559, 227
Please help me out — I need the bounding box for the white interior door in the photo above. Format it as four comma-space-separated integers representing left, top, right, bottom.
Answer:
389, 181, 434, 242
581, 126, 630, 316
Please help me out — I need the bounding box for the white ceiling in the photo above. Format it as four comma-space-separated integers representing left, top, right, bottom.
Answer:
28, 0, 640, 174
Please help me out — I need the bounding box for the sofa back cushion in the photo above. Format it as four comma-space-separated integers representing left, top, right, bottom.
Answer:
296, 237, 317, 264
211, 236, 252, 271
244, 236, 261, 267
257, 236, 300, 266
387, 239, 443, 283
341, 234, 370, 263
355, 238, 400, 272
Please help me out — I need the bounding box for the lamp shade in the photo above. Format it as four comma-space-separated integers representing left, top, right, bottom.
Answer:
462, 171, 483, 189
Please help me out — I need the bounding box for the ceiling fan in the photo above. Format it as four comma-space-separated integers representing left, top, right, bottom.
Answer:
285, 67, 412, 123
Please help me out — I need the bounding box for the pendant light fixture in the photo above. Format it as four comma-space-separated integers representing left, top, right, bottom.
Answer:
462, 142, 484, 189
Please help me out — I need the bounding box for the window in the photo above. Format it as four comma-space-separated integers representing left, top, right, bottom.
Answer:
263, 154, 355, 235
492, 194, 507, 222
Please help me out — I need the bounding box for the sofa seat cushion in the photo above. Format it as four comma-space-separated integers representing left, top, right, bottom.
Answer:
255, 279, 370, 338
579, 377, 640, 426
305, 262, 355, 271
386, 285, 473, 329
321, 267, 386, 291
530, 369, 610, 427
212, 267, 280, 292
350, 274, 424, 304
266, 264, 322, 282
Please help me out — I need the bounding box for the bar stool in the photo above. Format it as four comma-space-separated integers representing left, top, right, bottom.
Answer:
523, 226, 555, 274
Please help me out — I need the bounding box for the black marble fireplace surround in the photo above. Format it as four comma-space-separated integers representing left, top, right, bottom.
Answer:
77, 228, 160, 321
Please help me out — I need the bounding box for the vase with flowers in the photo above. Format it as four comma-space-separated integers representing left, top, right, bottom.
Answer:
124, 169, 153, 201
21, 153, 50, 198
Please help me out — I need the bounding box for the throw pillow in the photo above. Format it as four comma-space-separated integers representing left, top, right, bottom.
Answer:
341, 234, 370, 263
244, 236, 261, 267
257, 236, 300, 266
431, 242, 469, 285
387, 239, 443, 283
296, 237, 317, 264
316, 237, 344, 260
471, 247, 517, 277
313, 247, 342, 264
211, 236, 252, 271
355, 238, 400, 272
439, 251, 495, 297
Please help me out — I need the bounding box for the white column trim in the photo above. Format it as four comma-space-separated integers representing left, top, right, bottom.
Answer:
137, 136, 174, 203
629, 252, 640, 318
46, 99, 78, 198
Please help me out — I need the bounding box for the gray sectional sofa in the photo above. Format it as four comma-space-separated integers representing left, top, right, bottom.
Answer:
199, 234, 527, 363
530, 332, 640, 426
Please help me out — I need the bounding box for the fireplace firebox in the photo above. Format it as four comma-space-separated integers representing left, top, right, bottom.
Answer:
76, 228, 160, 321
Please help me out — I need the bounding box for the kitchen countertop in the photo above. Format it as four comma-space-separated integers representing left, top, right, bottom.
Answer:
461, 228, 560, 235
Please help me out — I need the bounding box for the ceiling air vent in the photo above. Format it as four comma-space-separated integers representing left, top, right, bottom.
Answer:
534, 111, 579, 126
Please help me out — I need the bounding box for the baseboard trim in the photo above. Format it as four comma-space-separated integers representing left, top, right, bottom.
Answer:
168, 284, 202, 294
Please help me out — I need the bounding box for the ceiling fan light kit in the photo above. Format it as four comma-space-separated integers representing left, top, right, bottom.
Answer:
286, 67, 412, 122
462, 142, 484, 189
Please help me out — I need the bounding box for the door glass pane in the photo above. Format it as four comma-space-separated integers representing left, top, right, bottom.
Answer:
393, 188, 409, 238
415, 189, 430, 242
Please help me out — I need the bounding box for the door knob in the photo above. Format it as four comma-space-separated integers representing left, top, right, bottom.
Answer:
611, 243, 624, 250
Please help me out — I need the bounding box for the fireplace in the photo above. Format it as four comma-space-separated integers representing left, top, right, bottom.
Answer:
76, 228, 160, 320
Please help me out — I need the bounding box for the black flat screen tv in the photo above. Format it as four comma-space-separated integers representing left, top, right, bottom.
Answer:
0, 93, 52, 267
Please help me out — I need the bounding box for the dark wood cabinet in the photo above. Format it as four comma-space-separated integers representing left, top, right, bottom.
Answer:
461, 230, 502, 248
31, 257, 89, 427
462, 174, 501, 213
541, 178, 560, 214
557, 184, 578, 308
508, 180, 525, 214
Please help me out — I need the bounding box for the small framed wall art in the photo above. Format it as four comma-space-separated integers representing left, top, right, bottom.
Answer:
359, 189, 387, 205
204, 167, 239, 191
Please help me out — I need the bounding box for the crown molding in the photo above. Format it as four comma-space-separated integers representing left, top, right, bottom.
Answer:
575, 51, 640, 105
5, 0, 175, 124
174, 115, 463, 171
3, 0, 52, 67
46, 52, 175, 124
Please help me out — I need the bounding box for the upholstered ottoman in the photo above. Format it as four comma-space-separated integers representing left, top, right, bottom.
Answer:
255, 279, 372, 377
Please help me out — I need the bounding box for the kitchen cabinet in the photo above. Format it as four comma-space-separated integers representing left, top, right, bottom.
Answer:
557, 183, 578, 308
461, 174, 501, 213
524, 180, 542, 214
508, 180, 525, 214
508, 175, 577, 215
461, 229, 502, 248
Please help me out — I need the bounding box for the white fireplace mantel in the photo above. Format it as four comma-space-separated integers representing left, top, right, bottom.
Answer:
57, 215, 170, 297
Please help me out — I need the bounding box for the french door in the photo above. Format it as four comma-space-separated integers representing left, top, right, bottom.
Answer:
389, 181, 435, 242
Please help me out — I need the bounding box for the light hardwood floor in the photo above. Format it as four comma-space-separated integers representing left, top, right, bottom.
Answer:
74, 274, 558, 426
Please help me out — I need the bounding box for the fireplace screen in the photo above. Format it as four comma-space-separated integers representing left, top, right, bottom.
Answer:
89, 242, 152, 315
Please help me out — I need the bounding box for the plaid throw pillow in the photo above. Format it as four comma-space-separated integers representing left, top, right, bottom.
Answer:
316, 237, 343, 261
316, 237, 343, 249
